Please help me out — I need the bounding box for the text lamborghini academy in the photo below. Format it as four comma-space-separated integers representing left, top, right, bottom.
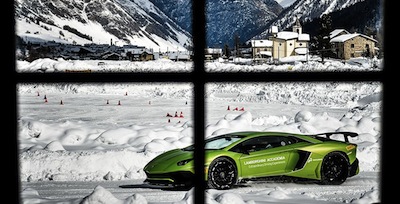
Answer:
143, 131, 360, 190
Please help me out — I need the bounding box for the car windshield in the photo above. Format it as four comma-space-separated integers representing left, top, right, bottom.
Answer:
205, 136, 243, 150
181, 135, 244, 151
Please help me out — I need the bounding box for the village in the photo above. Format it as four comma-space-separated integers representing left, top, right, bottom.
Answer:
17, 18, 380, 64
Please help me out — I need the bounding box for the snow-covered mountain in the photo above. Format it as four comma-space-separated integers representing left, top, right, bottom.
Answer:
206, 0, 282, 47
14, 0, 192, 52
150, 0, 283, 47
275, 0, 296, 8
14, 0, 381, 51
259, 0, 369, 37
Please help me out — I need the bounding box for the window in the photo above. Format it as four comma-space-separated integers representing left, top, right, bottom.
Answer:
9, 0, 390, 203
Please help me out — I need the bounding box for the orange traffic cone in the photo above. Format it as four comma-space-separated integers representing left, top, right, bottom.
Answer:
227, 106, 230, 110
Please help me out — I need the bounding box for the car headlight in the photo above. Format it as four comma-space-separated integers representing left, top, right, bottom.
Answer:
177, 159, 193, 166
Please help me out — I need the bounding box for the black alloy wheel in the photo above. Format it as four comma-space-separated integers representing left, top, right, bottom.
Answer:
320, 152, 349, 185
207, 157, 237, 190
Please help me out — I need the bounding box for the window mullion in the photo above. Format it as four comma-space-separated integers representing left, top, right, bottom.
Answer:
192, 0, 206, 203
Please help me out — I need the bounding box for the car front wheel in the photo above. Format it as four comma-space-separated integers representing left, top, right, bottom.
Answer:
207, 157, 237, 190
320, 152, 349, 185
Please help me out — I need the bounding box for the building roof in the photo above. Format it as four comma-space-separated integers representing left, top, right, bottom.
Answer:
276, 31, 299, 40
298, 34, 310, 41
329, 29, 350, 39
330, 33, 378, 43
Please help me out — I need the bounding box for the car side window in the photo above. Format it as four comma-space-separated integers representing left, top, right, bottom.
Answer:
230, 136, 278, 153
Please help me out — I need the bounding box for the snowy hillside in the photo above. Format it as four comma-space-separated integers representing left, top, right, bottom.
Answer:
151, 0, 282, 47
15, 0, 192, 52
275, 0, 297, 8
257, 0, 371, 38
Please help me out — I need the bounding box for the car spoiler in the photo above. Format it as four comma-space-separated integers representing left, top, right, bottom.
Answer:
312, 132, 359, 143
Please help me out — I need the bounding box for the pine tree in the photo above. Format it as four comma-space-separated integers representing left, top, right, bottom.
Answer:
315, 14, 334, 62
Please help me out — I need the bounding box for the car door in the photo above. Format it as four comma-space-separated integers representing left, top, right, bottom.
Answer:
236, 136, 292, 178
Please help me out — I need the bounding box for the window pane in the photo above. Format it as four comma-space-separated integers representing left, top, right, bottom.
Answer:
204, 0, 383, 71
15, 0, 193, 72
205, 81, 381, 203
18, 82, 195, 202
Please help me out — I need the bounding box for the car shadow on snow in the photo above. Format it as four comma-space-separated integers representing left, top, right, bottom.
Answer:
119, 183, 191, 191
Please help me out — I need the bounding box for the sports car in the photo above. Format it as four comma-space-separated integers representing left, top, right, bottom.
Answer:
143, 131, 359, 190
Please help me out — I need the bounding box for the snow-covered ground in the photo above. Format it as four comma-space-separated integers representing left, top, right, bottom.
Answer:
16, 56, 382, 73
17, 58, 382, 203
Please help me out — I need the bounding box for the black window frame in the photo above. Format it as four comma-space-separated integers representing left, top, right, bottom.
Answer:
7, 0, 393, 203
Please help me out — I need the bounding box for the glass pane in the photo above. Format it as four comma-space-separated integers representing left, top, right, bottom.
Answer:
204, 0, 383, 72
205, 81, 381, 203
18, 82, 195, 202
15, 0, 193, 72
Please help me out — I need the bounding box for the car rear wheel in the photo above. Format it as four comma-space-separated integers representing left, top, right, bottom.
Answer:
207, 157, 237, 190
320, 152, 349, 185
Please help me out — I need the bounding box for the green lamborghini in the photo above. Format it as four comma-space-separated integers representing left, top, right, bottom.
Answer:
143, 131, 360, 190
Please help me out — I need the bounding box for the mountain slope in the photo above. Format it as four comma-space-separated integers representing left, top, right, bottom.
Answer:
14, 0, 192, 51
255, 0, 371, 39
302, 0, 382, 38
150, 0, 282, 47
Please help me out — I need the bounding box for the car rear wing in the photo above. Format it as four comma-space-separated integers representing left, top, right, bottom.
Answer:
313, 132, 359, 143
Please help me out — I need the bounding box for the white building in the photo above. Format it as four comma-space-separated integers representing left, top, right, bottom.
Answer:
251, 18, 310, 61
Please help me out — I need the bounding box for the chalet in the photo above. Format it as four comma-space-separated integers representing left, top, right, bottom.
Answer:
101, 52, 122, 60
330, 31, 378, 60
330, 29, 350, 39
122, 45, 154, 61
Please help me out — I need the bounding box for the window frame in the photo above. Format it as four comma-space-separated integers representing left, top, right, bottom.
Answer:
8, 0, 391, 203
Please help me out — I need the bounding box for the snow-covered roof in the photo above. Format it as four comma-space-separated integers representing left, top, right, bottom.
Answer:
295, 47, 308, 55
330, 33, 378, 43
206, 48, 223, 54
251, 39, 273, 47
330, 29, 349, 39
298, 34, 310, 41
276, 31, 298, 40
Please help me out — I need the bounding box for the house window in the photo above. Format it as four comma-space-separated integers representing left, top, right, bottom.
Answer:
351, 44, 355, 48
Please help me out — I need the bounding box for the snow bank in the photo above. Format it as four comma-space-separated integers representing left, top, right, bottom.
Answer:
16, 57, 382, 73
